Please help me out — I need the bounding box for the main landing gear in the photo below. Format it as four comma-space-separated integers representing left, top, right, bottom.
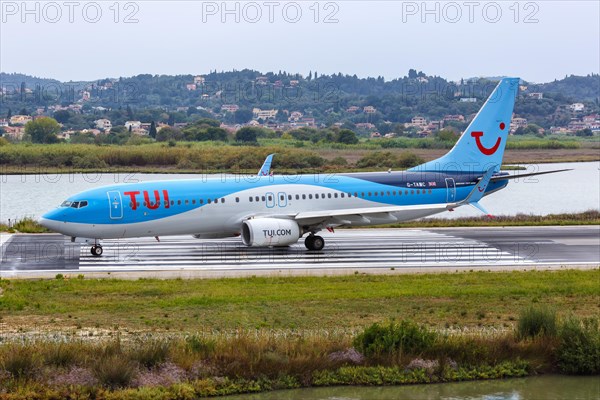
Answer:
304, 234, 325, 251
91, 244, 103, 257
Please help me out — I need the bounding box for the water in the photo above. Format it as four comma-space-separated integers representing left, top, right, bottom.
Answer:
222, 375, 600, 400
0, 162, 598, 222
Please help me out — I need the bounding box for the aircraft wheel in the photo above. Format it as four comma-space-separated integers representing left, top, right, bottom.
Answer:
305, 235, 325, 251
91, 245, 103, 256
311, 236, 325, 251
304, 235, 315, 250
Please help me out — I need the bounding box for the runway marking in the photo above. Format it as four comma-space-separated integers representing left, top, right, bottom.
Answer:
77, 230, 533, 272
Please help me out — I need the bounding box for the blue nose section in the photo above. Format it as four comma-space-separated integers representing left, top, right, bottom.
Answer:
41, 208, 65, 222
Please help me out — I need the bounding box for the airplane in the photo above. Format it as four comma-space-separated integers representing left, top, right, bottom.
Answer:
39, 77, 568, 256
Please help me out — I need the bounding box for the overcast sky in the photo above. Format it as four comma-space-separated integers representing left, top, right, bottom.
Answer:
1, 1, 598, 83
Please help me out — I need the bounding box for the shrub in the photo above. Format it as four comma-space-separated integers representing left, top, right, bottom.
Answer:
558, 317, 600, 375
42, 342, 80, 367
93, 354, 137, 389
1, 345, 39, 378
132, 340, 170, 368
353, 320, 437, 357
517, 306, 557, 340
186, 335, 216, 356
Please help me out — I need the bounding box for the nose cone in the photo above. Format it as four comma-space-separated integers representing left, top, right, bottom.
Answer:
38, 209, 66, 233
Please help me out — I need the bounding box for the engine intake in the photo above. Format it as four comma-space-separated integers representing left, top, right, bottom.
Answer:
241, 218, 301, 247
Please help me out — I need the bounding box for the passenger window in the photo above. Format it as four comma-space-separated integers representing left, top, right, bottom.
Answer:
236, 197, 240, 203
386, 191, 390, 196
341, 193, 345, 198
393, 191, 396, 195
200, 199, 204, 204
334, 193, 338, 198
405, 190, 408, 195
428, 189, 432, 194
185, 200, 189, 205
417, 190, 420, 194
208, 199, 212, 204
288, 195, 292, 200
374, 192, 378, 197
361, 192, 365, 197
262, 196, 266, 201
328, 193, 332, 198
302, 194, 306, 200
411, 190, 414, 195
296, 194, 300, 200
368, 192, 372, 196
221, 198, 225, 203
170, 200, 174, 205
177, 200, 181, 205
255, 196, 260, 202
354, 192, 357, 197
309, 194, 313, 199
249, 197, 253, 202
192, 200, 196, 204
268, 195, 272, 201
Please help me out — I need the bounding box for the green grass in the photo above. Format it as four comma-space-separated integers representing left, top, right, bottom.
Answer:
0, 270, 598, 332
1, 271, 598, 398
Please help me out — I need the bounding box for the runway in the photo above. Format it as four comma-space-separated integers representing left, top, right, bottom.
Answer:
1, 226, 598, 278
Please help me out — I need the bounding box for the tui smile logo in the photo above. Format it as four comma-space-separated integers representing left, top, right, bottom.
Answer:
470, 122, 505, 156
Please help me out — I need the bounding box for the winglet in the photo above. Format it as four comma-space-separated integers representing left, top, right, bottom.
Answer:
257, 154, 275, 176
470, 201, 494, 218
448, 166, 496, 212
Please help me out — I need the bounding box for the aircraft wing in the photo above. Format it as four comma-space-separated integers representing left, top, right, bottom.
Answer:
292, 203, 452, 226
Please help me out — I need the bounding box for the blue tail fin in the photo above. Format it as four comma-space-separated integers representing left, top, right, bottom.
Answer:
409, 77, 519, 173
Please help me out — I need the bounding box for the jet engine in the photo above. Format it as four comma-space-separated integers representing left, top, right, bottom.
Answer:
241, 218, 301, 247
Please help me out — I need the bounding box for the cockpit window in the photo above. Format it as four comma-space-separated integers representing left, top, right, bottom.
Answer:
65, 200, 89, 209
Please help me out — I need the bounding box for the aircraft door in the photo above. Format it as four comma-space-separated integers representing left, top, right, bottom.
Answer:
265, 192, 275, 208
107, 191, 124, 219
277, 192, 287, 208
445, 178, 456, 203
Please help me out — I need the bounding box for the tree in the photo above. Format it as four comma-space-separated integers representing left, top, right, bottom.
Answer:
6, 108, 12, 119
24, 117, 60, 143
408, 69, 418, 79
53, 110, 71, 124
156, 126, 182, 142
149, 121, 157, 138
575, 128, 593, 137
234, 109, 253, 124
337, 129, 359, 144
235, 127, 259, 143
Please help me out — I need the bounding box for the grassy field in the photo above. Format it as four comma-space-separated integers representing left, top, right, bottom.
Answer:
1, 270, 598, 333
0, 136, 598, 175
0, 270, 598, 398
